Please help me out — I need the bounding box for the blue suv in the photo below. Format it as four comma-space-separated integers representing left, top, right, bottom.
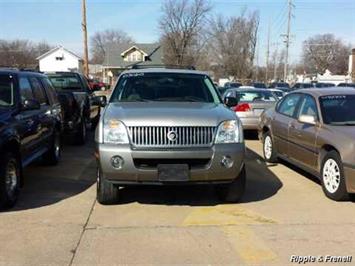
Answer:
0, 69, 63, 209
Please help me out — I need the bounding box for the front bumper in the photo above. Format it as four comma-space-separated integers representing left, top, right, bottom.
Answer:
97, 143, 245, 185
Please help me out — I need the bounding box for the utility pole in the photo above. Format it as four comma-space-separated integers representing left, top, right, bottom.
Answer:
281, 0, 294, 81
265, 20, 271, 83
82, 0, 89, 77
272, 42, 280, 81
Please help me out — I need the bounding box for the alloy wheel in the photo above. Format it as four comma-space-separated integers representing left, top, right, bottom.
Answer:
264, 136, 272, 159
323, 158, 341, 193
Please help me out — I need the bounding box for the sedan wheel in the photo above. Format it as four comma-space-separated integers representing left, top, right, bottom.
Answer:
263, 132, 278, 163
321, 151, 348, 201
264, 136, 272, 160
322, 159, 340, 194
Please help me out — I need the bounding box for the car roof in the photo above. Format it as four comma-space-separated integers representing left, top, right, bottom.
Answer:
120, 68, 208, 76
293, 87, 355, 97
0, 68, 46, 77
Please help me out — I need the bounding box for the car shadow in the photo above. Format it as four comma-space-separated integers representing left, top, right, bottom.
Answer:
3, 134, 97, 212
244, 130, 259, 140
118, 148, 283, 206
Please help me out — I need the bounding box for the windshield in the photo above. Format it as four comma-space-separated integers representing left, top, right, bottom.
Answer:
320, 95, 355, 125
110, 73, 220, 103
236, 90, 277, 102
48, 75, 83, 90
0, 74, 14, 107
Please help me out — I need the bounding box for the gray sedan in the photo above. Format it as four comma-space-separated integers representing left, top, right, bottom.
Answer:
223, 88, 278, 130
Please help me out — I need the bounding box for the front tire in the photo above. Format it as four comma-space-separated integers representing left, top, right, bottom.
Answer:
216, 166, 246, 203
0, 152, 21, 209
263, 131, 278, 163
97, 168, 119, 205
321, 151, 348, 201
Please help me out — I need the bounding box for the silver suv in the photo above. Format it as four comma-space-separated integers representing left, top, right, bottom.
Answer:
95, 68, 246, 204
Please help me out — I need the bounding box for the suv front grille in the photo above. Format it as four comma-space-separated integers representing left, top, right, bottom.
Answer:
127, 126, 216, 148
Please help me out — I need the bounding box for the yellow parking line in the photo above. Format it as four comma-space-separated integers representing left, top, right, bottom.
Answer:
222, 225, 278, 265
182, 205, 278, 264
182, 205, 277, 226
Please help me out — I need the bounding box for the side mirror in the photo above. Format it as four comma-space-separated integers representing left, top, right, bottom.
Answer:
298, 114, 316, 125
224, 97, 239, 107
22, 99, 40, 111
93, 95, 107, 107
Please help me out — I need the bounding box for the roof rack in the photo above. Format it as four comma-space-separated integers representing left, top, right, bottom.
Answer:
130, 64, 196, 70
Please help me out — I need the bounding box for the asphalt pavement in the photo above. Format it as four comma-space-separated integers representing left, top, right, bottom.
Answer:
0, 134, 354, 266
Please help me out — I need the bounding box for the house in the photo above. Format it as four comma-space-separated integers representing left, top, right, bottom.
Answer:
102, 43, 162, 85
37, 46, 83, 73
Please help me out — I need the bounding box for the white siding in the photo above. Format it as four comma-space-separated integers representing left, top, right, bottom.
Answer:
39, 48, 82, 72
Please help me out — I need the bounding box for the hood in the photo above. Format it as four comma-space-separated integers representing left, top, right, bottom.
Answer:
103, 102, 237, 127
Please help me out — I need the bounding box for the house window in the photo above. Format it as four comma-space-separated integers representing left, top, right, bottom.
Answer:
137, 53, 142, 61
55, 56, 64, 61
132, 53, 137, 61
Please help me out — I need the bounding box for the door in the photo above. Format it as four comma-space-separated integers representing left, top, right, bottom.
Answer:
29, 77, 53, 147
16, 77, 42, 161
272, 93, 302, 156
288, 94, 319, 169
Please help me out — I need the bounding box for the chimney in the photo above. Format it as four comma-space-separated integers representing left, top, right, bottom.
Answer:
352, 49, 355, 82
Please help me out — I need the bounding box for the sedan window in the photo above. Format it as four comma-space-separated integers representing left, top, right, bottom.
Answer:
277, 94, 302, 117
298, 95, 318, 119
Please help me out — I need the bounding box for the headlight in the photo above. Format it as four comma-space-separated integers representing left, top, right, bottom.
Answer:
103, 119, 129, 144
215, 120, 243, 144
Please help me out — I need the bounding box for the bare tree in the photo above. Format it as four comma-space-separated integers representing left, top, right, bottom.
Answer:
208, 10, 260, 79
302, 34, 351, 75
0, 39, 53, 68
159, 0, 212, 66
90, 29, 134, 64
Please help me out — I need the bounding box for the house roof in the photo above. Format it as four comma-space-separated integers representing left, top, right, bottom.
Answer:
103, 43, 162, 68
36, 46, 83, 61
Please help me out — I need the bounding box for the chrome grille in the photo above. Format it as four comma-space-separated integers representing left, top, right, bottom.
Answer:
128, 126, 216, 147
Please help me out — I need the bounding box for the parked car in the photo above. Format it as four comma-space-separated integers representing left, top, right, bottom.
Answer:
46, 72, 103, 145
0, 69, 63, 209
259, 88, 355, 201
314, 82, 335, 88
224, 82, 242, 89
250, 82, 267, 88
223, 88, 277, 131
291, 83, 313, 90
95, 68, 246, 204
268, 82, 290, 89
87, 78, 107, 91
337, 83, 355, 88
269, 89, 286, 99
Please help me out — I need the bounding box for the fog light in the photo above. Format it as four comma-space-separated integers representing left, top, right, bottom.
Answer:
111, 156, 124, 169
221, 156, 234, 168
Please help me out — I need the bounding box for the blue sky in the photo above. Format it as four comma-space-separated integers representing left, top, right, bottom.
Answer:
0, 0, 354, 65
